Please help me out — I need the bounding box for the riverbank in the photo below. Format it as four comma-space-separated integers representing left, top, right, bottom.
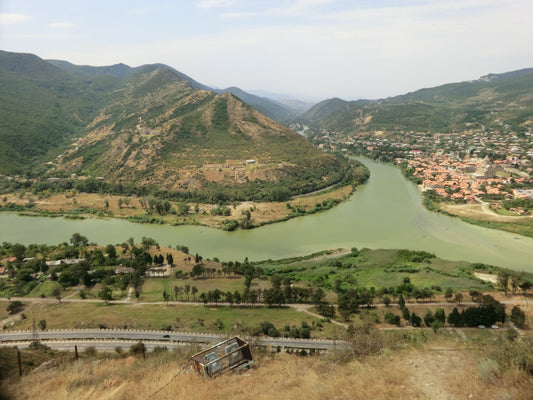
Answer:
0, 184, 354, 231
439, 202, 533, 238
390, 158, 533, 239
2, 158, 533, 271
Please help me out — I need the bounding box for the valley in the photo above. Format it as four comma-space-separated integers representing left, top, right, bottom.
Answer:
1, 50, 532, 399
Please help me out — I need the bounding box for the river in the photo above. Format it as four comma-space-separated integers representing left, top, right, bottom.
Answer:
1, 158, 532, 271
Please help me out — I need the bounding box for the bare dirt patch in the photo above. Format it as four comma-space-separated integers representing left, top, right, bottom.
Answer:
441, 203, 533, 223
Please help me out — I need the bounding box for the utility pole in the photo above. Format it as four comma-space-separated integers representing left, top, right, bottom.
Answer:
31, 318, 40, 346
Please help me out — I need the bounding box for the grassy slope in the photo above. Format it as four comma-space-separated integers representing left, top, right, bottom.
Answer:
259, 248, 492, 292
302, 68, 533, 134
4, 301, 328, 336
0, 56, 98, 174
1, 330, 532, 400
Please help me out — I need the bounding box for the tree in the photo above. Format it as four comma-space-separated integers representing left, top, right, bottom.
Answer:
469, 290, 482, 303
434, 308, 446, 324
498, 270, 511, 295
444, 288, 454, 301
454, 293, 463, 305
191, 264, 205, 278
191, 286, 198, 301
184, 284, 191, 301
163, 290, 169, 305
312, 288, 325, 305
10, 243, 26, 261
402, 306, 410, 321
423, 310, 435, 327
510, 306, 526, 328
38, 319, 47, 330
105, 244, 117, 261
398, 294, 405, 309
249, 289, 258, 307
383, 296, 391, 307
226, 291, 234, 307
52, 286, 62, 303
7, 300, 24, 315
447, 307, 463, 327
177, 202, 190, 216
99, 286, 113, 304
70, 233, 89, 247
410, 312, 422, 327
166, 253, 174, 266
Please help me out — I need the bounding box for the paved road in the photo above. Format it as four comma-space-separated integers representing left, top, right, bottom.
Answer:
0, 329, 348, 351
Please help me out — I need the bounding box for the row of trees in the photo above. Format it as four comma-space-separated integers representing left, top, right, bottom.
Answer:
446, 295, 506, 327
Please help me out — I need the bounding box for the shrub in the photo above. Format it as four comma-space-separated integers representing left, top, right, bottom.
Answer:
84, 346, 97, 357
7, 301, 24, 315
346, 325, 384, 356
510, 306, 526, 328
129, 342, 145, 355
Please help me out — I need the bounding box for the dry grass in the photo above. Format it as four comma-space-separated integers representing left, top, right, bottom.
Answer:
2, 334, 532, 400
4, 185, 353, 229
441, 203, 533, 223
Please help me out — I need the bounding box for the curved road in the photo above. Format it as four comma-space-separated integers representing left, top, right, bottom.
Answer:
0, 329, 347, 352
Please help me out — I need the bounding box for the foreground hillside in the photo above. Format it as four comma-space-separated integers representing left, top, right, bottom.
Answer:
302, 68, 533, 134
1, 330, 532, 400
0, 51, 347, 202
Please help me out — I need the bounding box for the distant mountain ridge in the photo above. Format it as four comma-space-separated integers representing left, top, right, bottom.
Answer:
47, 60, 299, 121
301, 68, 533, 134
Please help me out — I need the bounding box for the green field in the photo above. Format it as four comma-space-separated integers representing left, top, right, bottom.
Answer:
460, 217, 533, 239
4, 301, 332, 338
138, 276, 258, 302
259, 248, 491, 294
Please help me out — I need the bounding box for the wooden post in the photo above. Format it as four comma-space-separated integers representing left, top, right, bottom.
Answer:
17, 350, 22, 377
75, 345, 79, 361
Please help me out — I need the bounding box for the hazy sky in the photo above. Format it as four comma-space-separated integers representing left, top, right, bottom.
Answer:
1, 0, 532, 100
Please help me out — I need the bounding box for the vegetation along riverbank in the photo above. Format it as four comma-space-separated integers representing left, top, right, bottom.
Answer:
0, 161, 369, 231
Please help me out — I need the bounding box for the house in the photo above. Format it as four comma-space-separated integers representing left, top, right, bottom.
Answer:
115, 267, 135, 275
45, 258, 86, 267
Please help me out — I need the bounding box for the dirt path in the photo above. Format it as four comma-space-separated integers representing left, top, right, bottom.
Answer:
404, 349, 467, 399
441, 202, 533, 223
291, 303, 348, 328
0, 312, 24, 329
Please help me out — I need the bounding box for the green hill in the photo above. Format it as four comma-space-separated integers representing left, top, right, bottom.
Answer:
301, 68, 533, 134
0, 51, 102, 175
0, 51, 346, 202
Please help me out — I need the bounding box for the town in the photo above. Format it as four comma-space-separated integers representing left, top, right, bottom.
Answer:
302, 124, 533, 215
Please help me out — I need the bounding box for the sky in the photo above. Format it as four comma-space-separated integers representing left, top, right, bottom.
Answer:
1, 0, 533, 101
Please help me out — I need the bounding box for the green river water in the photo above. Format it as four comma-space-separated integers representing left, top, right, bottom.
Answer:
1, 158, 532, 271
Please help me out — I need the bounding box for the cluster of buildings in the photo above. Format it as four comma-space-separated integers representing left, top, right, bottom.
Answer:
306, 125, 533, 206
403, 156, 530, 202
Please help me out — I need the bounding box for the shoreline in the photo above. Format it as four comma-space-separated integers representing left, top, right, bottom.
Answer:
0, 184, 356, 231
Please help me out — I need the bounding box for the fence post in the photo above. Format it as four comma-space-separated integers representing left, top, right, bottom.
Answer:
17, 350, 22, 377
